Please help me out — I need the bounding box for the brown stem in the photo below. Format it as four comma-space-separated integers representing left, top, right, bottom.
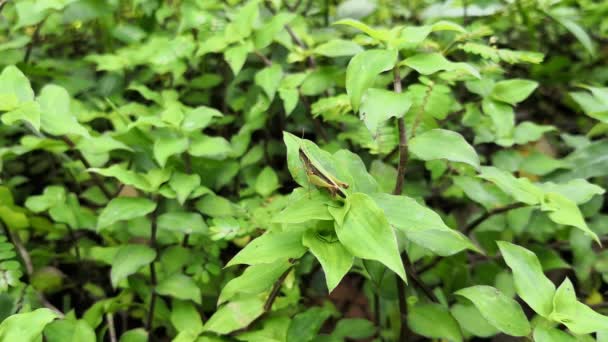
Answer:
254, 51, 272, 66
264, 1, 316, 69
264, 267, 292, 312
145, 198, 160, 334
60, 136, 113, 199
402, 253, 438, 303
464, 203, 526, 234
392, 68, 407, 195
24, 19, 45, 63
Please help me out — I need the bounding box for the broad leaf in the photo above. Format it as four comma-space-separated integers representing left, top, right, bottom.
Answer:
329, 192, 406, 281
455, 286, 530, 337
157, 273, 201, 304
218, 260, 291, 304
497, 241, 556, 317
302, 229, 353, 292
97, 197, 156, 229
110, 244, 156, 287
227, 229, 307, 266
0, 308, 57, 341
359, 88, 412, 136
345, 49, 397, 111
550, 278, 608, 334
410, 129, 480, 169
408, 303, 462, 342
203, 298, 264, 334
490, 79, 538, 105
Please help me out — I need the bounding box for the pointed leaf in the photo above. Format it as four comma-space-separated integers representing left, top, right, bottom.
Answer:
302, 229, 353, 292
346, 49, 397, 111
110, 244, 156, 287
330, 192, 406, 281
497, 241, 556, 317
97, 197, 156, 229
455, 285, 531, 337
359, 88, 411, 136
410, 129, 480, 169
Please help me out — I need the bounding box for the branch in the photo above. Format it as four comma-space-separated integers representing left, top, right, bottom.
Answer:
0, 0, 8, 14
463, 203, 526, 234
264, 266, 292, 312
107, 313, 117, 342
392, 67, 407, 195
264, 1, 316, 69
24, 19, 46, 63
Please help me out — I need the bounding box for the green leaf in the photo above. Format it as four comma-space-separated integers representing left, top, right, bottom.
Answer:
255, 64, 283, 100
346, 49, 397, 111
314, 39, 363, 57
302, 229, 353, 292
540, 179, 605, 205
541, 192, 600, 244
171, 300, 203, 333
332, 318, 375, 339
154, 136, 188, 168
44, 319, 96, 342
157, 212, 207, 235
479, 166, 543, 205
548, 12, 594, 56
169, 172, 202, 205
403, 53, 479, 78
110, 244, 156, 287
497, 241, 556, 317
1, 101, 41, 131
451, 303, 499, 338
359, 88, 412, 136
224, 42, 252, 75
550, 278, 608, 334
410, 129, 480, 169
25, 186, 66, 213
273, 189, 333, 224
0, 65, 34, 111
157, 273, 201, 304
533, 324, 576, 342
89, 165, 151, 192
455, 286, 531, 337
119, 328, 148, 342
182, 106, 223, 132
333, 19, 390, 42
203, 298, 264, 335
329, 192, 406, 281
218, 260, 291, 304
189, 134, 232, 160
513, 122, 555, 145
255, 167, 279, 197
97, 197, 156, 229
37, 84, 89, 137
286, 306, 336, 342
408, 303, 462, 342
254, 12, 295, 49
490, 79, 538, 105
0, 308, 57, 341
372, 193, 478, 255
227, 229, 307, 266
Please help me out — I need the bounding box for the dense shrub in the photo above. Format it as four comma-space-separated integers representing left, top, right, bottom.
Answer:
0, 0, 607, 341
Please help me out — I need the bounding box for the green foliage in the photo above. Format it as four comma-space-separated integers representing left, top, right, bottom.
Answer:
0, 0, 607, 340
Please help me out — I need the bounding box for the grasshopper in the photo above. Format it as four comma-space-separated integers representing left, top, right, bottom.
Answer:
298, 146, 349, 198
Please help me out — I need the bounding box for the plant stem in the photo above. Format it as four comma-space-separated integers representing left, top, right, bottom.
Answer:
392, 68, 408, 196
107, 313, 117, 342
145, 198, 160, 335
463, 203, 526, 234
24, 19, 46, 63
264, 267, 292, 312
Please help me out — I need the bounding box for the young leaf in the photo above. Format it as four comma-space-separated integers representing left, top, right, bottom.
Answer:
169, 172, 202, 205
409, 129, 480, 169
313, 39, 363, 57
157, 212, 207, 235
97, 197, 156, 229
37, 84, 89, 137
227, 229, 307, 266
490, 79, 538, 105
273, 189, 333, 224
372, 193, 478, 255
329, 192, 406, 281
345, 49, 397, 111
0, 308, 57, 341
455, 285, 531, 337
541, 192, 600, 244
255, 64, 283, 100
403, 53, 479, 78
255, 167, 279, 197
359, 88, 412, 136
154, 136, 188, 168
218, 260, 291, 304
203, 298, 265, 335
0, 65, 35, 111
408, 304, 463, 342
156, 273, 201, 304
497, 241, 556, 317
110, 244, 156, 287
549, 278, 608, 334
302, 229, 354, 292
44, 319, 97, 342
479, 166, 543, 205
451, 303, 499, 338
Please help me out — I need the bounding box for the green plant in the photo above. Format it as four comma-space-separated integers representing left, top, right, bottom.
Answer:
0, 0, 607, 341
